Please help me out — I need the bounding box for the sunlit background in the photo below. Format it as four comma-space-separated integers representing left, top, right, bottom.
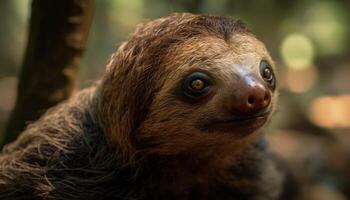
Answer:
0, 0, 349, 199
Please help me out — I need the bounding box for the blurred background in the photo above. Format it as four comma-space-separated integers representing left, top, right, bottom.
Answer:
0, 0, 349, 199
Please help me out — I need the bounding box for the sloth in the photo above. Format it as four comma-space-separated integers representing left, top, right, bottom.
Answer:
0, 13, 297, 200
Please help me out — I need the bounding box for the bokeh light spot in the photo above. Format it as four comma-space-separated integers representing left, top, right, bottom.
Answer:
281, 33, 315, 70
309, 95, 350, 128
305, 1, 348, 55
284, 66, 319, 93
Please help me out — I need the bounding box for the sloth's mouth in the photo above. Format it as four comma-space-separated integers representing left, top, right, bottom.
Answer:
220, 111, 270, 123
200, 111, 271, 136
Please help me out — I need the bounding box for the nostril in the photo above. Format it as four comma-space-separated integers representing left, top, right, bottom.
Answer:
264, 94, 269, 101
247, 96, 255, 105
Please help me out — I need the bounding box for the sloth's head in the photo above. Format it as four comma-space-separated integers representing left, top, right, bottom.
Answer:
96, 13, 277, 158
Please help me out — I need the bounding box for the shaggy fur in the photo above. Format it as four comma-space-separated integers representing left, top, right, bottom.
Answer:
0, 13, 297, 200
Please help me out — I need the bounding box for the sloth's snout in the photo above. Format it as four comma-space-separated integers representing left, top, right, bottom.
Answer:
226, 74, 271, 116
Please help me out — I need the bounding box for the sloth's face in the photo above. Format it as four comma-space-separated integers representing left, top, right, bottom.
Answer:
138, 34, 277, 154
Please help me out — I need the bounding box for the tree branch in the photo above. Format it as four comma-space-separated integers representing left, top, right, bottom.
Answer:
3, 0, 93, 145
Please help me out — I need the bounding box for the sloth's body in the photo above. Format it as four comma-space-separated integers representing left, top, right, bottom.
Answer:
0, 13, 297, 200
0, 88, 293, 200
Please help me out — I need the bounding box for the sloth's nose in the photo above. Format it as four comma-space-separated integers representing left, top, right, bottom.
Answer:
226, 75, 271, 115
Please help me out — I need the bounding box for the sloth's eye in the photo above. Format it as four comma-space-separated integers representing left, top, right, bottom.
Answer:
260, 60, 276, 90
182, 72, 211, 98
262, 67, 272, 80
190, 79, 205, 91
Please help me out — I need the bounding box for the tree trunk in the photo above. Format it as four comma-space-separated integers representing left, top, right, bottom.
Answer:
2, 0, 93, 146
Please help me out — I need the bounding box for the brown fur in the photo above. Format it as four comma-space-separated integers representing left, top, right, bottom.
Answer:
0, 13, 296, 200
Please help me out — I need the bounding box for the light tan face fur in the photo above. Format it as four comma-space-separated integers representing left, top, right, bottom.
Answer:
137, 34, 276, 156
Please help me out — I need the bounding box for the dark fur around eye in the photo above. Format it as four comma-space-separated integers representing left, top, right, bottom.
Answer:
178, 72, 212, 102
